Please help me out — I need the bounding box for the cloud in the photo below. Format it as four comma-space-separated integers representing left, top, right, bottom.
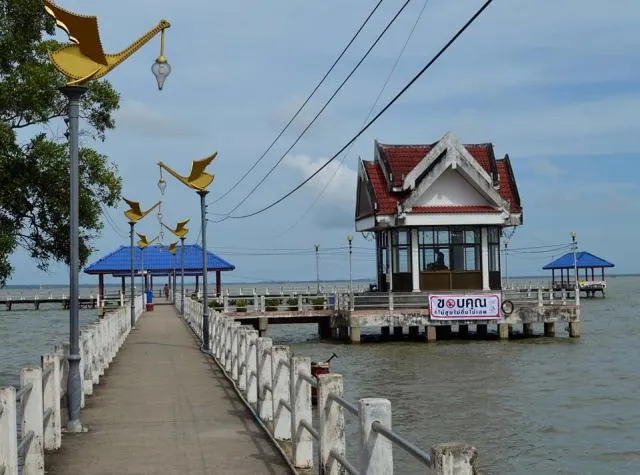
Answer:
529, 160, 565, 177
283, 154, 357, 228
114, 100, 203, 139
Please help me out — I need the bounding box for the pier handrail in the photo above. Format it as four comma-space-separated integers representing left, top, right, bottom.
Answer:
0, 295, 144, 475
180, 294, 478, 474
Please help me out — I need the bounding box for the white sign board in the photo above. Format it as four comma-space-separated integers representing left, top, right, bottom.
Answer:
429, 294, 501, 320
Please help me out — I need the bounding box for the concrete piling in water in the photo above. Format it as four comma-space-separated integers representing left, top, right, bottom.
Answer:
430, 442, 478, 475
544, 322, 556, 337
350, 326, 361, 344
258, 317, 268, 337
426, 326, 437, 342
523, 323, 534, 337
498, 323, 509, 340
569, 321, 580, 338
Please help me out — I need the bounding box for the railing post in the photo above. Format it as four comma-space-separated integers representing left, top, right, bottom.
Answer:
537, 287, 543, 307
42, 354, 62, 450
256, 337, 273, 423
388, 292, 394, 311
223, 295, 229, 312
231, 322, 241, 382
290, 356, 313, 469
318, 373, 346, 475
21, 367, 44, 475
271, 345, 291, 442
561, 288, 567, 305
430, 443, 478, 475
224, 320, 233, 373
260, 295, 266, 313
218, 317, 226, 365
81, 330, 93, 397
238, 328, 248, 391
298, 294, 303, 311
359, 398, 393, 475
0, 386, 18, 475
245, 330, 259, 405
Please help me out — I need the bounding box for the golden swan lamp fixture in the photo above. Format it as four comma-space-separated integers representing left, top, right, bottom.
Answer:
43, 0, 171, 89
123, 198, 161, 224
157, 153, 218, 194
162, 219, 190, 239
136, 233, 159, 249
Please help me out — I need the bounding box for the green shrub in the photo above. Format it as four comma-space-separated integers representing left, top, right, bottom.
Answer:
234, 298, 248, 313
265, 297, 281, 311
208, 299, 224, 311
311, 296, 325, 310
286, 297, 298, 311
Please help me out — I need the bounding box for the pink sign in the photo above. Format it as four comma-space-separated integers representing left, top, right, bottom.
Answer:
429, 294, 501, 320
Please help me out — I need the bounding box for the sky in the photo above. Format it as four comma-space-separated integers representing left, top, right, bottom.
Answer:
7, 0, 640, 285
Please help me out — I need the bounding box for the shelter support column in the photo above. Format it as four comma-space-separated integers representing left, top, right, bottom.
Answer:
411, 228, 420, 292
481, 227, 490, 290
195, 275, 199, 293
216, 270, 221, 297
121, 276, 125, 294
98, 274, 104, 300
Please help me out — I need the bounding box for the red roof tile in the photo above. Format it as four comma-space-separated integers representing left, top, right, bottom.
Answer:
496, 158, 521, 212
378, 143, 495, 188
362, 142, 522, 217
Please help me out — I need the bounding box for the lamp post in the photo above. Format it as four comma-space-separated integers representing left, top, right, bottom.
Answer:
570, 232, 580, 305
158, 154, 217, 350
160, 220, 190, 313
168, 241, 178, 303
503, 239, 509, 290
315, 243, 320, 294
43, 0, 171, 433
124, 200, 161, 329
137, 233, 159, 296
347, 235, 353, 295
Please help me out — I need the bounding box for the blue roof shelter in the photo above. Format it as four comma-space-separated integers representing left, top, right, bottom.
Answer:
84, 244, 234, 297
542, 251, 614, 289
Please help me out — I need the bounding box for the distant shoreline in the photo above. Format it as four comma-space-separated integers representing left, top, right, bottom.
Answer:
3, 273, 638, 288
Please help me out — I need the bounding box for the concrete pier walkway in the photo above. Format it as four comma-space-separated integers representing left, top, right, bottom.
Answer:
46, 303, 289, 475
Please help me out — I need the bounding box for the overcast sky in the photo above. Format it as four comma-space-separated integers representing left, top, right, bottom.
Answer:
8, 0, 640, 285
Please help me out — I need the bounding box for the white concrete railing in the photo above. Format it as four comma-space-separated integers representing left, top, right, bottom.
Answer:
0, 295, 144, 475
181, 296, 478, 474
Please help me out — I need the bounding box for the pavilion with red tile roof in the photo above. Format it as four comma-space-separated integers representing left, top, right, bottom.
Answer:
355, 132, 522, 292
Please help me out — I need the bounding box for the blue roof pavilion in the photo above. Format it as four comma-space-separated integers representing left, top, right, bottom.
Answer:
85, 244, 234, 296
542, 251, 614, 289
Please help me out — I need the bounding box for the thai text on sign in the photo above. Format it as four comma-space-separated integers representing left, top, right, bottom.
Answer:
429, 294, 501, 320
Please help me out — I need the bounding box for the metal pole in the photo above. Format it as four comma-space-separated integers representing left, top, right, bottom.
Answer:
199, 191, 210, 350
348, 238, 353, 295
180, 237, 185, 314
572, 233, 580, 305
315, 244, 320, 294
140, 248, 144, 293
130, 222, 136, 328
62, 85, 87, 432
504, 239, 509, 290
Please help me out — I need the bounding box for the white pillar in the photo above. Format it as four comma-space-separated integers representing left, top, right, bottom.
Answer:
411, 228, 420, 292
238, 328, 247, 391
318, 374, 346, 475
290, 356, 313, 469
245, 330, 259, 405
481, 227, 490, 290
21, 367, 44, 475
359, 398, 393, 474
271, 345, 291, 441
42, 354, 62, 451
0, 387, 18, 475
257, 337, 273, 423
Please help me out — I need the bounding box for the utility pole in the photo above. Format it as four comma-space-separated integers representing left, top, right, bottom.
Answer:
315, 243, 320, 294
570, 232, 580, 305
503, 239, 509, 290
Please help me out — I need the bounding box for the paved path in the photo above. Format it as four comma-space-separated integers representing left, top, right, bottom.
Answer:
46, 303, 289, 475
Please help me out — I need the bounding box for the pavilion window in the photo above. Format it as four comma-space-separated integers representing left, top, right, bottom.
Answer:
391, 229, 411, 273
378, 231, 389, 273
450, 226, 480, 271
488, 227, 500, 271
418, 227, 450, 271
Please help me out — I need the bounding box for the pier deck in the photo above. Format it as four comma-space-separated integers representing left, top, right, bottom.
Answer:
45, 302, 288, 475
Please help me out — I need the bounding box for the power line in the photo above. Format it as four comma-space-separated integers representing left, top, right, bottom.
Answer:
271, 0, 432, 238
225, 0, 496, 220
208, 0, 384, 206
213, 0, 413, 222
101, 205, 128, 239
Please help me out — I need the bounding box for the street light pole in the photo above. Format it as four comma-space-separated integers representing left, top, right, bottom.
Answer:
199, 190, 210, 350
315, 243, 320, 294
140, 247, 145, 293
180, 237, 185, 314
62, 85, 87, 433
570, 232, 580, 305
129, 222, 136, 329
504, 239, 509, 290
347, 235, 353, 295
